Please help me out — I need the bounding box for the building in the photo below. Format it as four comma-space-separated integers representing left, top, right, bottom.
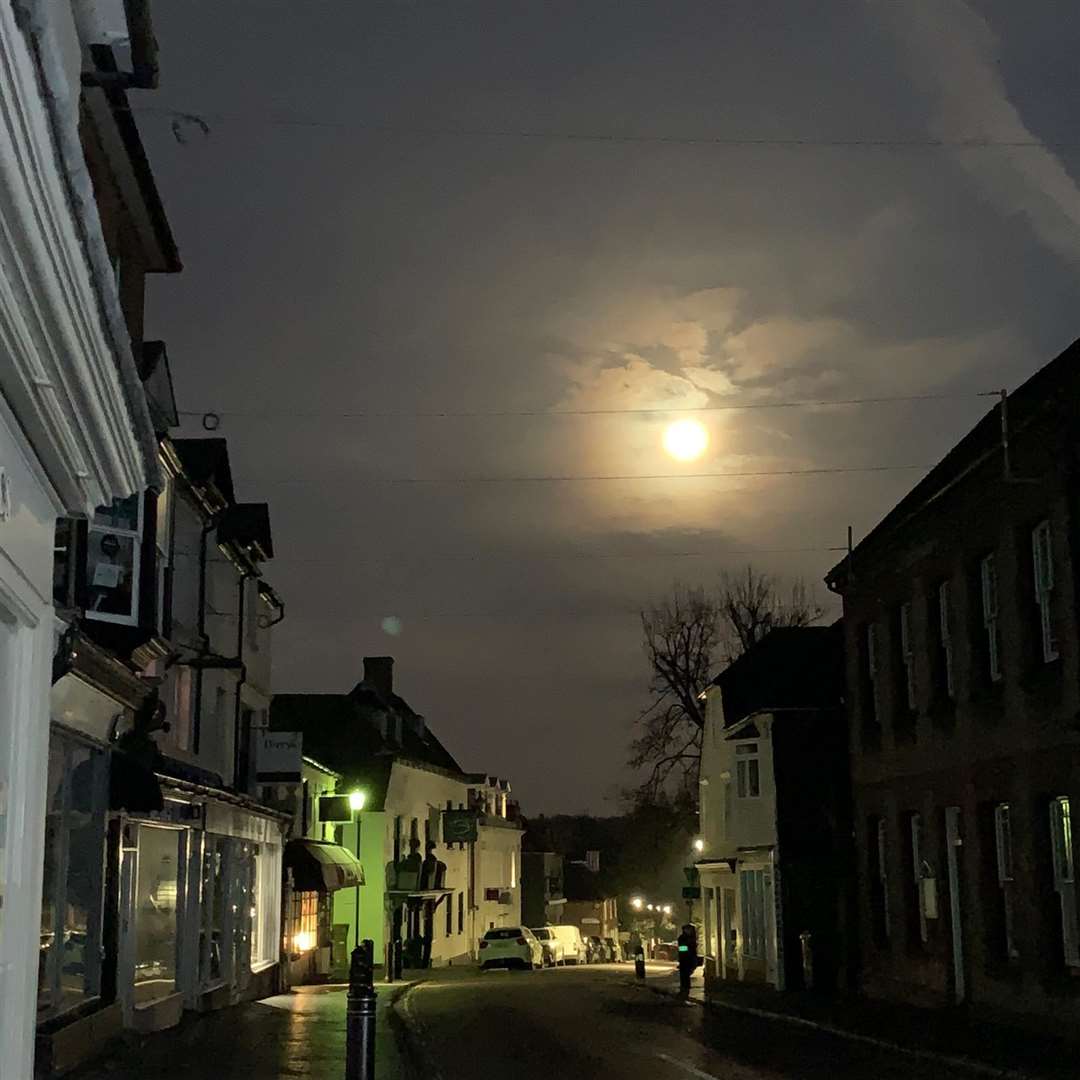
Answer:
270, 656, 523, 972
826, 337, 1080, 1027
696, 626, 850, 992
259, 755, 364, 987
0, 2, 195, 1075
522, 852, 567, 928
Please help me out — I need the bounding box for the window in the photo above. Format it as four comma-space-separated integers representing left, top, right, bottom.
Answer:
289, 891, 319, 954
994, 803, 1018, 960
170, 667, 194, 752
1033, 521, 1059, 663
510, 849, 517, 889
898, 603, 916, 712
860, 622, 881, 749
1050, 797, 1079, 967
37, 733, 108, 1020
154, 472, 174, 635
133, 825, 183, 1004
393, 816, 403, 863
739, 869, 767, 959
981, 555, 1002, 682
735, 743, 760, 799
446, 892, 453, 936
251, 843, 281, 970
870, 815, 891, 944
86, 494, 143, 625
938, 580, 955, 699
908, 813, 927, 945
458, 891, 464, 935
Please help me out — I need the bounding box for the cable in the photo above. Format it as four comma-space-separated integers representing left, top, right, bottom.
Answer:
130, 105, 1080, 152
271, 545, 849, 566
263, 463, 929, 486
177, 390, 991, 422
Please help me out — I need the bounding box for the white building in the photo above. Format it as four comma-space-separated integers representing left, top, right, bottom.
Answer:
0, 2, 166, 1076
697, 627, 849, 993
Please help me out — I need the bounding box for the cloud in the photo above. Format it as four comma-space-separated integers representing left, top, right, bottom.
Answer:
875, 0, 1080, 267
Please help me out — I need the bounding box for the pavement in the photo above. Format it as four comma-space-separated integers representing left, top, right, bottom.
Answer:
63, 962, 1079, 1079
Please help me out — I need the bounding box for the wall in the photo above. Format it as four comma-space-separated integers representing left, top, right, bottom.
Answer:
474, 819, 523, 942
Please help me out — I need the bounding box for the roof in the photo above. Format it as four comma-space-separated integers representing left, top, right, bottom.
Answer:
270, 687, 465, 811
827, 336, 1080, 590
138, 341, 178, 432
172, 438, 236, 506
711, 624, 843, 727
218, 503, 274, 562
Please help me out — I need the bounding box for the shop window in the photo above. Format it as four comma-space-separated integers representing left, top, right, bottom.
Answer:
200, 837, 226, 988
251, 844, 281, 970
37, 732, 108, 1020
289, 891, 319, 954
86, 495, 143, 626
133, 825, 183, 1005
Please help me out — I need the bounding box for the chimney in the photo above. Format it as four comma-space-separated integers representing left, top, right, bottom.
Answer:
364, 656, 394, 699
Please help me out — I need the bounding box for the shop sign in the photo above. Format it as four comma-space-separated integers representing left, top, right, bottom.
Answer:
256, 731, 302, 782
443, 808, 479, 843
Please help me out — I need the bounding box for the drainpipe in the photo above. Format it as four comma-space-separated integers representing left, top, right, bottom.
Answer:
233, 572, 251, 792
192, 517, 216, 754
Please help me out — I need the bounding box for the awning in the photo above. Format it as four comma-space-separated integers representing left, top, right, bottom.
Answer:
285, 839, 364, 892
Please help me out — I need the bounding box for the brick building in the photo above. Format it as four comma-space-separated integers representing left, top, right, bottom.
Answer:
826, 337, 1080, 1028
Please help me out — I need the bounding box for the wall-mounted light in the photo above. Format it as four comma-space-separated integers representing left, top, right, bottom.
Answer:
349, 790, 367, 812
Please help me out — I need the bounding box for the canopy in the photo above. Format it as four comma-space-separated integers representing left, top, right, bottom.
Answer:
285, 839, 364, 892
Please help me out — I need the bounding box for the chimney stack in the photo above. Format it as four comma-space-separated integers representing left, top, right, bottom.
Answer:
364, 656, 394, 700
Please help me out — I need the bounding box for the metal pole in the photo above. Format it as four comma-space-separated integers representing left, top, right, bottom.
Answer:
345, 939, 377, 1080
354, 815, 361, 952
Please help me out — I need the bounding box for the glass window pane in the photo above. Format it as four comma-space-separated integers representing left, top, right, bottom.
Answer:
134, 826, 180, 1004
93, 495, 140, 533
86, 531, 137, 621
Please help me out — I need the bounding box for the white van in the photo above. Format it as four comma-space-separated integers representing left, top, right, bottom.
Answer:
550, 924, 585, 965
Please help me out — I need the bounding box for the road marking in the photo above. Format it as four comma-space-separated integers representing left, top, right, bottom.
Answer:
655, 1051, 722, 1080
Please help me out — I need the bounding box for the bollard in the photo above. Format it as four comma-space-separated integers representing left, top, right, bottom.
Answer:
345, 939, 377, 1080
384, 940, 394, 985
634, 950, 646, 980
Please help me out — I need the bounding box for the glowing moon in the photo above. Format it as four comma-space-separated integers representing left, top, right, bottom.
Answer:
663, 418, 709, 461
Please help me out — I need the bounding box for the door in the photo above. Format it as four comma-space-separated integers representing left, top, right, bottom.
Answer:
944, 807, 966, 1003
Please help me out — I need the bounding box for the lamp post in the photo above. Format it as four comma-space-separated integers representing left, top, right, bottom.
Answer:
349, 790, 366, 949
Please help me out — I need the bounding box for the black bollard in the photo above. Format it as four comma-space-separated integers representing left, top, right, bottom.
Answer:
345, 939, 377, 1080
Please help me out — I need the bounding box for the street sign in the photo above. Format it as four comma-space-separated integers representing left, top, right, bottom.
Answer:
442, 808, 478, 843
255, 731, 302, 782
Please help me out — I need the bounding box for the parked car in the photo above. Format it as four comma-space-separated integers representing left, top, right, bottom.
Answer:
479, 927, 544, 971
529, 926, 566, 966
550, 924, 585, 965
604, 937, 621, 962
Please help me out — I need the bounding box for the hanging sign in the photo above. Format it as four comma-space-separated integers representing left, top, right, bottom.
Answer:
255, 731, 302, 782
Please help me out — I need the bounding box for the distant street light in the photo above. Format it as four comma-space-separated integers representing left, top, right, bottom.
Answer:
630, 896, 644, 911
693, 837, 705, 854
662, 904, 673, 916
647, 904, 655, 911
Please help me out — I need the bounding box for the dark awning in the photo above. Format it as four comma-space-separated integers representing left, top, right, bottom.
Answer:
285, 839, 365, 892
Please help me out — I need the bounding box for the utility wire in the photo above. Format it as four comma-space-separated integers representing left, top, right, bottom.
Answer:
264, 463, 929, 486
131, 105, 1080, 152
177, 390, 992, 422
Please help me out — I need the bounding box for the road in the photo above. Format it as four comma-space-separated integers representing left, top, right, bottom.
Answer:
399, 964, 973, 1080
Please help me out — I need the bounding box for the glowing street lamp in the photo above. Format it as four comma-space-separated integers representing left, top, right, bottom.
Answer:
630, 896, 644, 911
647, 904, 655, 912
349, 789, 367, 812
693, 837, 705, 854
662, 905, 673, 916
348, 789, 367, 947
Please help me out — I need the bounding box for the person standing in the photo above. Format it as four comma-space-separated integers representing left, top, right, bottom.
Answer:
677, 924, 698, 1000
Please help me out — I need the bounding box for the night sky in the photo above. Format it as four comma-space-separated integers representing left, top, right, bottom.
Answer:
143, 1, 1080, 813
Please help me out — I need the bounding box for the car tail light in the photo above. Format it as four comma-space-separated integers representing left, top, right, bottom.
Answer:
480, 941, 488, 949
516, 937, 527, 945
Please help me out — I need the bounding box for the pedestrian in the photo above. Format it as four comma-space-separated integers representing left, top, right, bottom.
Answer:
676, 924, 698, 1000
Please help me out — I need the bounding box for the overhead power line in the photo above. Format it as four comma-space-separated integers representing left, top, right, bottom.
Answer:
265, 463, 929, 486
131, 105, 1080, 153
178, 390, 991, 423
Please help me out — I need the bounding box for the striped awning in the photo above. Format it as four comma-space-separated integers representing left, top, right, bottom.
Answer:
285, 839, 364, 892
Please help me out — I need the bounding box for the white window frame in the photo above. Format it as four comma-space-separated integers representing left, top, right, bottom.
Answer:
910, 813, 927, 944
735, 742, 760, 800
86, 495, 143, 627
1050, 796, 1079, 968
938, 580, 955, 699
981, 555, 1002, 683
1033, 521, 1059, 663
899, 603, 916, 711
994, 803, 1018, 960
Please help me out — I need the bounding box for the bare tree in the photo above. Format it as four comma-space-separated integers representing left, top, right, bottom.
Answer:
630, 567, 823, 801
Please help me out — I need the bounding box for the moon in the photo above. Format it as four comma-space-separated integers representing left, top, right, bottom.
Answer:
662, 418, 709, 462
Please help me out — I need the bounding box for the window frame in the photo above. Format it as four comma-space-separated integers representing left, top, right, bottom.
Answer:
994, 803, 1018, 961
910, 812, 928, 945
938, 580, 955, 700
899, 603, 917, 712
1032, 521, 1059, 663
980, 555, 1002, 683
1050, 796, 1079, 968
734, 742, 761, 800
85, 495, 144, 627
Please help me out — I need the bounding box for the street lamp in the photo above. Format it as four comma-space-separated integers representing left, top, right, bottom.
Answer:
349, 789, 367, 948
647, 903, 655, 912
630, 896, 644, 911
662, 904, 673, 916
693, 837, 705, 854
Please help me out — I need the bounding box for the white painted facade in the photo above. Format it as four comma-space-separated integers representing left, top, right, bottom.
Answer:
698, 686, 784, 988
0, 2, 161, 1074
